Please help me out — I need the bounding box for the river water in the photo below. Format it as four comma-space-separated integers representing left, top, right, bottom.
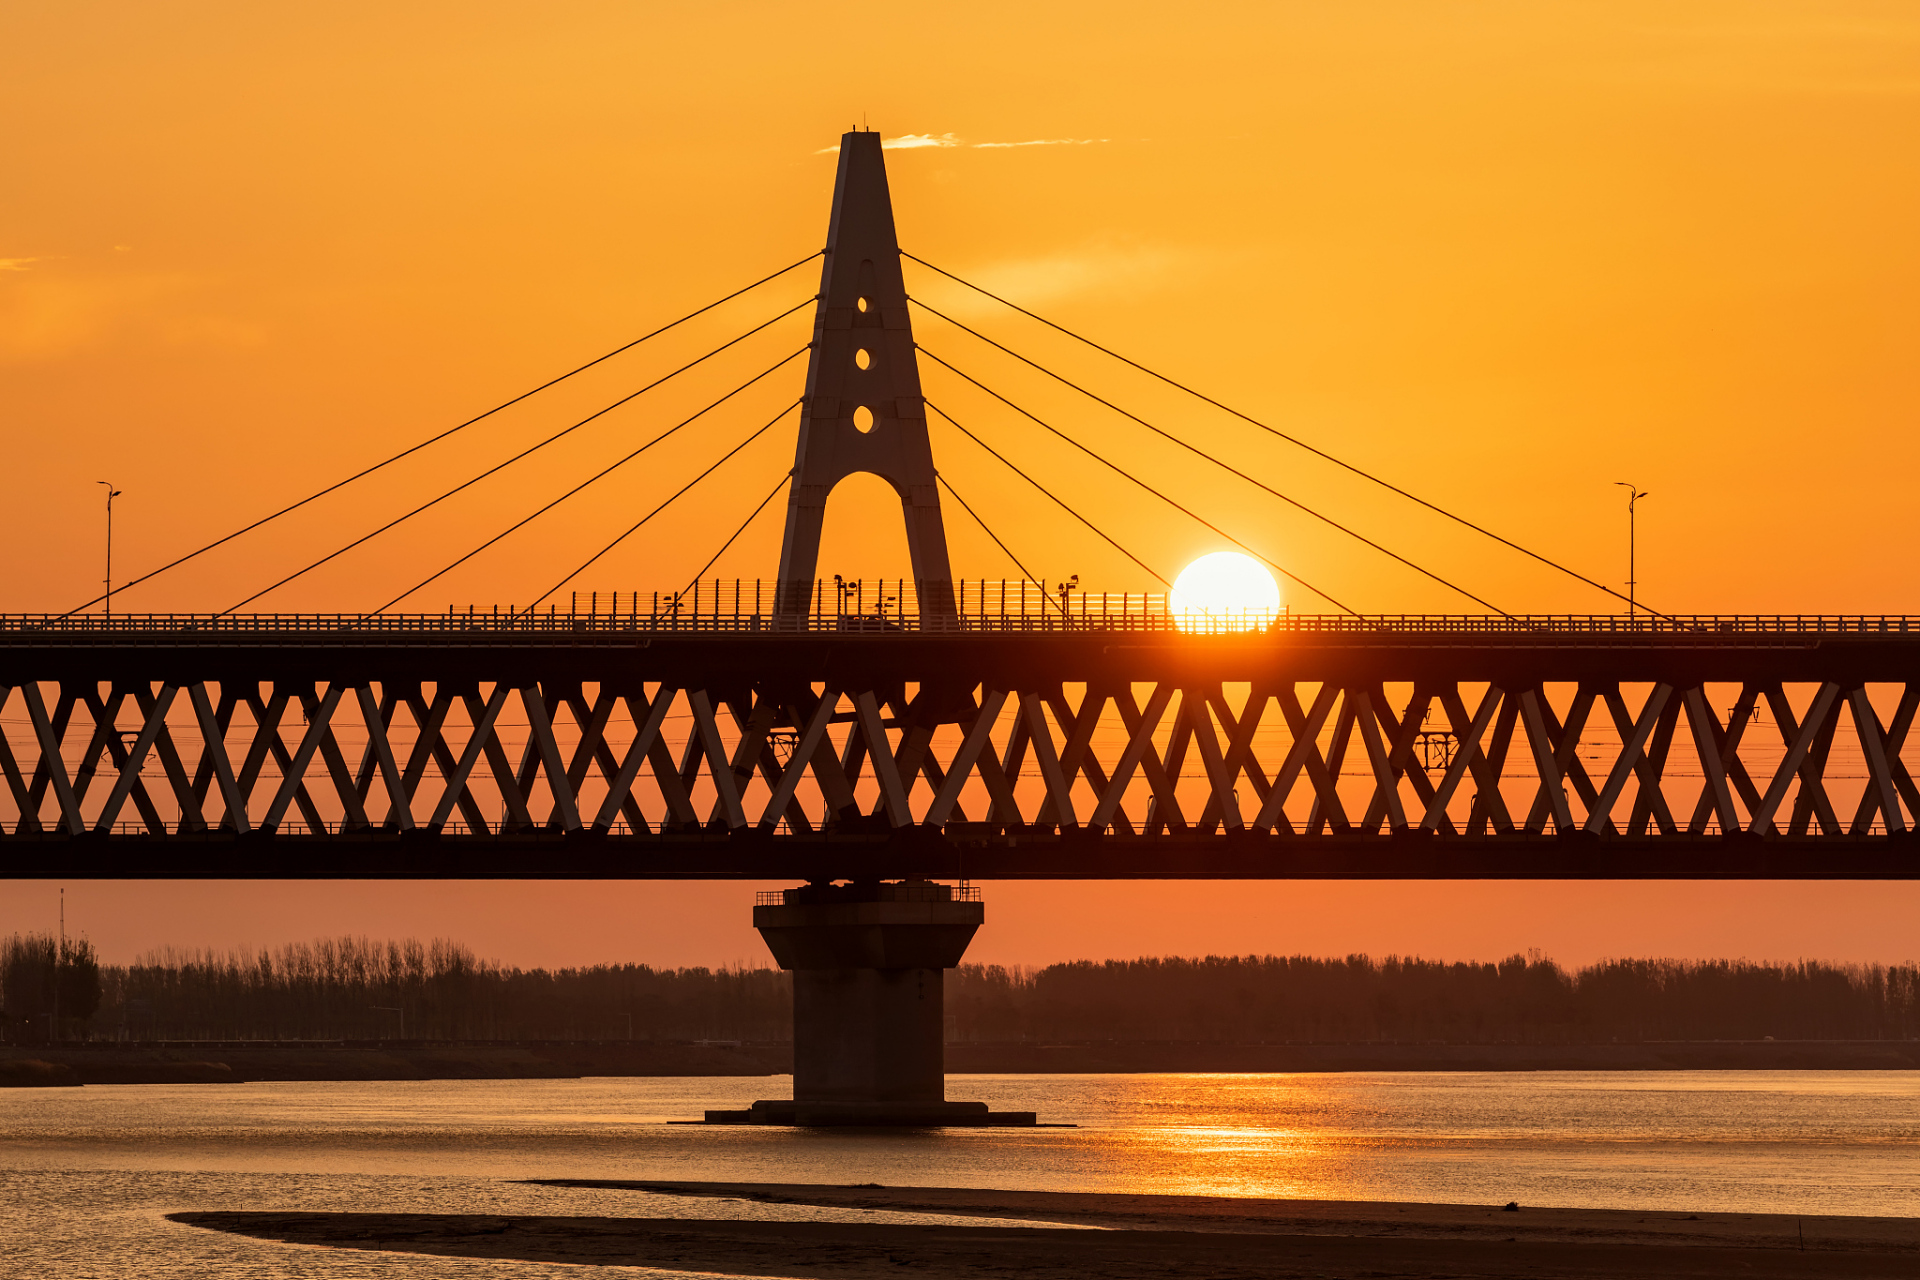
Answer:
3, 1071, 1916, 1277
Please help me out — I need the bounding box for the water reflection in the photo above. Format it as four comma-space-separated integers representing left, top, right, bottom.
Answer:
3, 1070, 1916, 1278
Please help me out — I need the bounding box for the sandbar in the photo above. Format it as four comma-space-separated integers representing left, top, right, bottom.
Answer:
173, 1179, 1920, 1279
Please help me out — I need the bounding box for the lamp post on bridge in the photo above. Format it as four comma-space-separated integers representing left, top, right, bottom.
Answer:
1614, 482, 1649, 617
97, 481, 123, 619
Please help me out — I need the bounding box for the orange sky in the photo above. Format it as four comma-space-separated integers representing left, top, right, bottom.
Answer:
4, 3, 1918, 967
6, 878, 1918, 973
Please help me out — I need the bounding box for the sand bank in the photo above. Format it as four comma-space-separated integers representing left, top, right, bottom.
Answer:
174, 1180, 1920, 1279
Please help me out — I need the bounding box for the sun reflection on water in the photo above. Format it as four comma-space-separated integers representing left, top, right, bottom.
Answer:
3, 1068, 1913, 1245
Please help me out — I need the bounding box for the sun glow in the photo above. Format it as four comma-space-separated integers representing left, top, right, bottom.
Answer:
1170, 552, 1282, 632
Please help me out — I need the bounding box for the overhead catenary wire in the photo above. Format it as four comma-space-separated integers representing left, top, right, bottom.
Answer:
934, 473, 1064, 615
676, 473, 792, 602
924, 401, 1176, 592
218, 301, 816, 615
903, 251, 1667, 619
64, 251, 822, 617
923, 368, 1358, 616
374, 353, 809, 613
530, 400, 804, 610
916, 330, 1508, 617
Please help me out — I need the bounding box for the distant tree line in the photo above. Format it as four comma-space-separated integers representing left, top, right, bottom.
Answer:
949, 954, 1920, 1044
2, 934, 786, 1044
3, 934, 1914, 1044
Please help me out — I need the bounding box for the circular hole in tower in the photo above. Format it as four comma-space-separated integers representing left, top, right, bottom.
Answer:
856, 296, 871, 313
854, 348, 872, 370
852, 405, 875, 433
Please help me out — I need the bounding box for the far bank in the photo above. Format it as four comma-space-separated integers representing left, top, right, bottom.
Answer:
5, 1038, 1917, 1086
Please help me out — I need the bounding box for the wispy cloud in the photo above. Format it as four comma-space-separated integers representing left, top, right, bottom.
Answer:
817, 132, 961, 155
885, 132, 962, 150
817, 134, 1109, 154
0, 258, 40, 272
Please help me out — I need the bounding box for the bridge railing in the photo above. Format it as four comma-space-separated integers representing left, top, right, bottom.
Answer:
3, 579, 1919, 640
65, 815, 1917, 840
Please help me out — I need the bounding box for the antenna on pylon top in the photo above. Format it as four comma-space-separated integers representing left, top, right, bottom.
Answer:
775, 132, 956, 620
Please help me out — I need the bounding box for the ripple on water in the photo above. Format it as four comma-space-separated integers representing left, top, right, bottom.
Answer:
3, 1071, 1916, 1277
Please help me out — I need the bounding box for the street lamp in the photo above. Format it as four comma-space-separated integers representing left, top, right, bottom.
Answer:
1613, 482, 1650, 616
97, 481, 123, 620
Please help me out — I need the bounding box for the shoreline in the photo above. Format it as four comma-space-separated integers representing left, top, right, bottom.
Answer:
174, 1180, 1920, 1279
6, 1038, 1918, 1085
536, 1179, 1920, 1244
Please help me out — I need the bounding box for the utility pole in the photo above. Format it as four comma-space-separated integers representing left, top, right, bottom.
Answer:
54, 888, 63, 1044
97, 482, 123, 620
1613, 482, 1649, 616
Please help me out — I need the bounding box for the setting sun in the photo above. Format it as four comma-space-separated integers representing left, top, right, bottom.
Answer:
1169, 551, 1282, 632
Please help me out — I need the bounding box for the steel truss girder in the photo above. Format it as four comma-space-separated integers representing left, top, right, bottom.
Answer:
1, 644, 1915, 877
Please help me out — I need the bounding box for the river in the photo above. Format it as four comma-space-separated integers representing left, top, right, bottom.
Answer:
3, 1071, 1915, 1277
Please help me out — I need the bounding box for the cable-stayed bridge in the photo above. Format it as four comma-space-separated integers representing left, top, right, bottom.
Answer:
2, 132, 1915, 882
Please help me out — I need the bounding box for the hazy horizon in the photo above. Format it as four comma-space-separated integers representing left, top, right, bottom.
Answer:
6, 878, 1915, 972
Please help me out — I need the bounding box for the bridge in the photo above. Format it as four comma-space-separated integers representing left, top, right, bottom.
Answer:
1, 605, 1915, 879
6, 131, 1913, 1122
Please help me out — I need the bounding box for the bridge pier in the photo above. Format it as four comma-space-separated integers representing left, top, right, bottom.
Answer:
703, 881, 1038, 1126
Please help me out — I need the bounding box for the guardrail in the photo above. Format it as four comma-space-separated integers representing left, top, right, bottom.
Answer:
57, 819, 1908, 841
2, 609, 1915, 641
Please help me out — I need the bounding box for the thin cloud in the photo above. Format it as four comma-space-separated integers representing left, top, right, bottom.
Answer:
816, 133, 1108, 154
815, 132, 960, 155
0, 258, 39, 272
885, 133, 962, 150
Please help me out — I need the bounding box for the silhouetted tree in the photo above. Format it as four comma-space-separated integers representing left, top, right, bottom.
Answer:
1, 932, 102, 1043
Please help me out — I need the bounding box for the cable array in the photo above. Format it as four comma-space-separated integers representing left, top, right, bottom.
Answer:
934, 474, 1059, 614
68, 251, 822, 616
72, 239, 1663, 620
914, 308, 1508, 616
529, 399, 803, 610
220, 301, 815, 615
905, 250, 1662, 617
375, 348, 809, 612
927, 403, 1171, 590
925, 353, 1358, 615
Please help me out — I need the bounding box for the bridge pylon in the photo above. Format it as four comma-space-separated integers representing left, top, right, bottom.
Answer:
776, 129, 956, 621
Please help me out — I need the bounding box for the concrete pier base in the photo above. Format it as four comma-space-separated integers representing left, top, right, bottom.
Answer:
702, 881, 1038, 1127
702, 1100, 1037, 1126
